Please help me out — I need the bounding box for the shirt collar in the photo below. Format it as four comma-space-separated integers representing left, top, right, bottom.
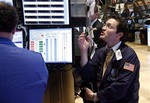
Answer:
112, 41, 122, 52
91, 19, 98, 26
106, 41, 122, 52
0, 37, 16, 46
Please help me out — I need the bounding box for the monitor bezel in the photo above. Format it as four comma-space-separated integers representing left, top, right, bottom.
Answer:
27, 26, 74, 65
20, 0, 71, 27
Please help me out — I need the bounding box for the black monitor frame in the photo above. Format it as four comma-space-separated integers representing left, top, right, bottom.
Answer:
20, 0, 71, 27
27, 27, 74, 65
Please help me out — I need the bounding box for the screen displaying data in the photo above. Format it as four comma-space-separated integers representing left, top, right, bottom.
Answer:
29, 28, 72, 63
12, 30, 24, 48
21, 0, 70, 26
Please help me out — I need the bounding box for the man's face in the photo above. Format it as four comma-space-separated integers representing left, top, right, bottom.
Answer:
100, 18, 121, 45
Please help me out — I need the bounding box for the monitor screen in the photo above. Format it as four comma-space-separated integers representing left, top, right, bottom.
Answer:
28, 27, 73, 64
12, 29, 25, 48
0, 0, 13, 5
21, 0, 70, 26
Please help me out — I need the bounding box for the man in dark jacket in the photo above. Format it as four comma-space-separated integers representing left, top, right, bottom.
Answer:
90, 5, 106, 49
78, 13, 140, 103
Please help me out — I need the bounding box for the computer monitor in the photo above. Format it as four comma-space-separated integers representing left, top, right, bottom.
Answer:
12, 29, 25, 48
0, 0, 14, 5
21, 0, 70, 26
28, 27, 73, 64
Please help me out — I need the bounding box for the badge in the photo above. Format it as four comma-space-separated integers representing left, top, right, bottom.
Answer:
115, 49, 122, 60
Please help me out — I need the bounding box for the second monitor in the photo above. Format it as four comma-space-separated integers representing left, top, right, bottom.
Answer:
28, 27, 73, 64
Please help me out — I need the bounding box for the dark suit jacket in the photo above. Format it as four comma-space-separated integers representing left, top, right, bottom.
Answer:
80, 42, 140, 103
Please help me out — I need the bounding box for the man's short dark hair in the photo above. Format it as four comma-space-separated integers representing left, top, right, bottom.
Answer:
106, 13, 128, 42
0, 2, 19, 33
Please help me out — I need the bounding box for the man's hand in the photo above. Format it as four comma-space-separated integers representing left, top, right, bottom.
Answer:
78, 32, 90, 52
84, 87, 95, 101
